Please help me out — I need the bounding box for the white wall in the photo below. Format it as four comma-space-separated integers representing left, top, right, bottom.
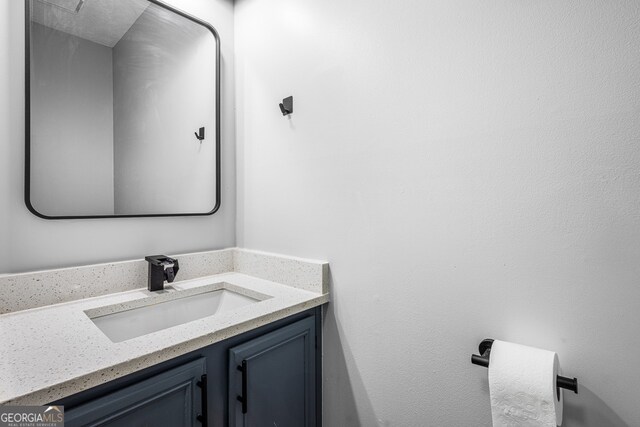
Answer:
30, 23, 115, 216
0, 0, 11, 269
0, 0, 235, 273
113, 5, 217, 215
235, 0, 640, 425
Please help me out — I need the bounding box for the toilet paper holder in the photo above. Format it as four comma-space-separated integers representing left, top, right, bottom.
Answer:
471, 339, 579, 394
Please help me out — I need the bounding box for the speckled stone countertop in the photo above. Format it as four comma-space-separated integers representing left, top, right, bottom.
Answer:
0, 249, 329, 405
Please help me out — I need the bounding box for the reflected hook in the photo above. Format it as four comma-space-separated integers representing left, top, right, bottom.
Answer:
194, 126, 205, 141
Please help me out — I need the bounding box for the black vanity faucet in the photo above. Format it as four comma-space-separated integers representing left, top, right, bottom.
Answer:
144, 255, 180, 292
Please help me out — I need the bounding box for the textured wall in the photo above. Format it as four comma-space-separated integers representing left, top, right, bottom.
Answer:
0, 0, 235, 273
0, 0, 11, 269
235, 0, 640, 425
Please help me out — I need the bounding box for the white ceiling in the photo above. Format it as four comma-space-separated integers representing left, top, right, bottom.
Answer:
30, 0, 150, 47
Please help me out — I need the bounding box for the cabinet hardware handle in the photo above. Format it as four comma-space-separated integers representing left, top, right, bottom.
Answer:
197, 374, 208, 426
237, 360, 248, 414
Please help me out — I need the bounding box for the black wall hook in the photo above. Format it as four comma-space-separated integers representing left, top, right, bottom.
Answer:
471, 339, 579, 397
279, 96, 293, 116
194, 127, 205, 141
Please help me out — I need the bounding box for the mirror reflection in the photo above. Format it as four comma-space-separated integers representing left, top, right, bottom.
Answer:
27, 0, 219, 218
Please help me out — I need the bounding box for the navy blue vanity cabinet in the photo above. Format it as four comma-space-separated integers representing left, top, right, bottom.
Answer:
229, 316, 316, 427
64, 358, 206, 427
52, 307, 322, 427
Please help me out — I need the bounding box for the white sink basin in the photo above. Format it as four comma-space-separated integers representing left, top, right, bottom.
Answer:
89, 287, 260, 343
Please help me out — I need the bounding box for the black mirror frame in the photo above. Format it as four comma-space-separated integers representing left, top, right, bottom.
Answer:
24, 0, 221, 219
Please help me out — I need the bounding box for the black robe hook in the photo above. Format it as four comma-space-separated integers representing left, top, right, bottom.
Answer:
279, 96, 293, 116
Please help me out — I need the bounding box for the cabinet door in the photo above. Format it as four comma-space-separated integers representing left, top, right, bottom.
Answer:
229, 316, 316, 427
65, 358, 206, 427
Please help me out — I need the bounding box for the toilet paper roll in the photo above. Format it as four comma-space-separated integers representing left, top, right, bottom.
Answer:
488, 340, 563, 427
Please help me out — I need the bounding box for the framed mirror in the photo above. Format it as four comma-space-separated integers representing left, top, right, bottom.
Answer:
25, 0, 220, 219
